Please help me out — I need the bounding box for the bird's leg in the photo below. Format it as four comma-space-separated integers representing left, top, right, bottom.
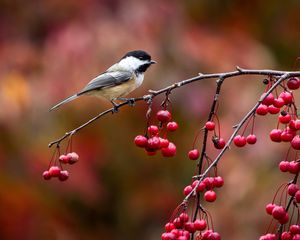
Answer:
115, 97, 136, 107
110, 100, 119, 113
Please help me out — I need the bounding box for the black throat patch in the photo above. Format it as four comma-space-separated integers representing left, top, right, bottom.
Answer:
136, 63, 151, 74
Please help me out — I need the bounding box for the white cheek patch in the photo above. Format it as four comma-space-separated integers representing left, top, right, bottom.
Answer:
119, 56, 146, 72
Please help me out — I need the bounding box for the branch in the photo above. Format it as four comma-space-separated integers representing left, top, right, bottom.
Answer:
183, 72, 292, 202
49, 68, 300, 149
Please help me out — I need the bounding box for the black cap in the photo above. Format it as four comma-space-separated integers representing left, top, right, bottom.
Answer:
122, 50, 152, 61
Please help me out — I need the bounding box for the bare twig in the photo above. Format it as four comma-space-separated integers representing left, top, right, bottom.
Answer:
48, 96, 150, 148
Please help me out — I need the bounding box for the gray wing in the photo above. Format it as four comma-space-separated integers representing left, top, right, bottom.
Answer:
78, 71, 132, 95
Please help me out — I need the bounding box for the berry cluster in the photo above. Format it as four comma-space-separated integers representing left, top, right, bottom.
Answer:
233, 134, 257, 147
279, 160, 300, 174
265, 203, 289, 224
43, 166, 69, 181
260, 149, 300, 236
255, 87, 300, 149
134, 110, 178, 157
281, 224, 300, 240
269, 116, 300, 148
43, 152, 79, 181
183, 176, 224, 203
256, 90, 294, 117
161, 211, 221, 240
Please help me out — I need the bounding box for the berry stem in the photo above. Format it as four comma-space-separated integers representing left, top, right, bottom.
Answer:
184, 73, 291, 203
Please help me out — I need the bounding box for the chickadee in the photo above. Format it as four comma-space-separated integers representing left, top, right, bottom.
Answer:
50, 50, 156, 111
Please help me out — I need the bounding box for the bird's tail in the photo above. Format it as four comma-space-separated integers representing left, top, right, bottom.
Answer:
50, 94, 79, 111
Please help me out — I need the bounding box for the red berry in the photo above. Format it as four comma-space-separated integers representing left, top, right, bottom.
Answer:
281, 130, 294, 142
59, 154, 71, 164
291, 135, 300, 150
184, 222, 195, 233
256, 104, 268, 115
145, 149, 157, 156
246, 134, 257, 144
289, 161, 300, 174
210, 232, 221, 240
279, 161, 289, 172
170, 229, 180, 237
188, 149, 200, 160
278, 213, 289, 224
192, 180, 206, 192
286, 127, 296, 136
147, 136, 161, 150
203, 177, 215, 189
261, 92, 274, 106
204, 190, 217, 202
191, 180, 198, 188
287, 77, 300, 90
202, 230, 213, 239
194, 219, 207, 231
281, 231, 292, 240
213, 137, 226, 149
269, 129, 282, 142
287, 184, 299, 196
268, 105, 280, 114
161, 232, 176, 240
272, 206, 286, 220
233, 135, 247, 147
273, 97, 285, 108
177, 236, 188, 240
167, 122, 178, 132
161, 142, 176, 157
58, 170, 69, 181
183, 185, 193, 196
293, 234, 300, 240
134, 135, 148, 148
181, 230, 190, 239
173, 217, 183, 228
295, 190, 300, 203
295, 120, 300, 130
266, 203, 276, 215
260, 234, 276, 240
279, 112, 291, 124
159, 138, 170, 148
214, 176, 224, 188
67, 152, 79, 164
279, 91, 293, 105
179, 212, 189, 223
290, 225, 300, 234
148, 125, 159, 136
156, 110, 172, 122
165, 223, 175, 232
48, 166, 61, 177
205, 121, 215, 131
289, 120, 298, 131
42, 170, 51, 180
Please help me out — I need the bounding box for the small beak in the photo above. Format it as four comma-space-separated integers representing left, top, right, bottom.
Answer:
150, 60, 156, 64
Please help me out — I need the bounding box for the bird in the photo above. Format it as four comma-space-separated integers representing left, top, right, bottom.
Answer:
50, 50, 156, 111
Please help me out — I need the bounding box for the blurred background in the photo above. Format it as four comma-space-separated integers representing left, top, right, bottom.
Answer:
1, 0, 300, 239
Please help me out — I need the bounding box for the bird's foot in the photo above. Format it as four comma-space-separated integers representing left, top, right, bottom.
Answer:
110, 100, 119, 113
115, 97, 136, 107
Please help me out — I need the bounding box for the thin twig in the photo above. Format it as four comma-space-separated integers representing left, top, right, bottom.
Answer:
48, 96, 149, 147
